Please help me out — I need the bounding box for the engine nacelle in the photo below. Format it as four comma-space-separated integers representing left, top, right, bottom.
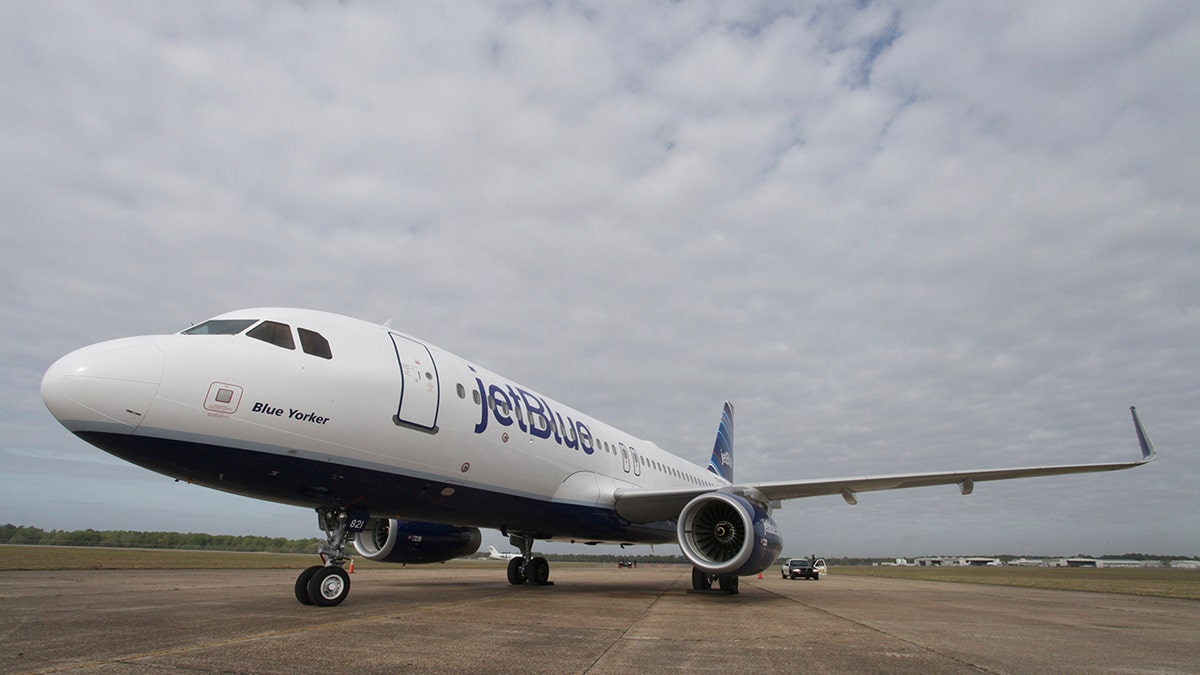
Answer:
676, 492, 783, 576
353, 518, 481, 564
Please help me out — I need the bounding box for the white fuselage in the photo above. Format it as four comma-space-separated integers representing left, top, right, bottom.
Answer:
41, 308, 727, 545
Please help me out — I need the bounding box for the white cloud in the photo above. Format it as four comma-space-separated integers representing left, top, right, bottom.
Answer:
2, 1, 1196, 557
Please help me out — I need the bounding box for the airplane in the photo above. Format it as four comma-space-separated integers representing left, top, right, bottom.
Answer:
40, 307, 1158, 606
487, 545, 521, 561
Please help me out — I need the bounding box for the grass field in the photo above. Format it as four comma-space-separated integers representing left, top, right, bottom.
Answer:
0, 546, 565, 572
0, 545, 321, 570
3, 546, 1197, 601
834, 564, 1200, 600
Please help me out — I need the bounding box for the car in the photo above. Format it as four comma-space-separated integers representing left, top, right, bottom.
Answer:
781, 557, 826, 580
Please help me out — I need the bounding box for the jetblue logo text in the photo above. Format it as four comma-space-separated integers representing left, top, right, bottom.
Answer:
472, 377, 594, 454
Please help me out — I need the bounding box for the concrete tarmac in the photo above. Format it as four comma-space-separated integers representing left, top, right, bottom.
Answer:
1, 564, 1197, 674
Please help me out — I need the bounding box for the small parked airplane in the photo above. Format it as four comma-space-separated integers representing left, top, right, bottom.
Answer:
487, 545, 521, 561
41, 308, 1157, 605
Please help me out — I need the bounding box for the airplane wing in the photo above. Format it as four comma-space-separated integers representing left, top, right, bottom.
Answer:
614, 407, 1157, 524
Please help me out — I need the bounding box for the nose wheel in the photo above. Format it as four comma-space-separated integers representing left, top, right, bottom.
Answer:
295, 506, 360, 606
296, 565, 351, 606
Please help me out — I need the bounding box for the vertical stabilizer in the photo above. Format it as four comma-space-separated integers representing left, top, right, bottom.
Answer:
707, 402, 734, 482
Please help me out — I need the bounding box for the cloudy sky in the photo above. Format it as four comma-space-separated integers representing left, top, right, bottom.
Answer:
2, 1, 1196, 559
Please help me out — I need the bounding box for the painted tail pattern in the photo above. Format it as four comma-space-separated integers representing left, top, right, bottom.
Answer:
707, 401, 734, 482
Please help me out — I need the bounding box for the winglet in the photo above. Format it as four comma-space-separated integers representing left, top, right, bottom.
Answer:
707, 402, 735, 482
1131, 406, 1156, 461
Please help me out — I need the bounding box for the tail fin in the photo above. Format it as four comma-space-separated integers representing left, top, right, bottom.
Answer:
707, 402, 734, 482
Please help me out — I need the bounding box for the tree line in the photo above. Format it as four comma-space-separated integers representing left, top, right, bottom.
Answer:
0, 524, 317, 554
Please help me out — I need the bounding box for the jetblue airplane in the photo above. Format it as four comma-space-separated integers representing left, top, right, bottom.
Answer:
40, 308, 1157, 606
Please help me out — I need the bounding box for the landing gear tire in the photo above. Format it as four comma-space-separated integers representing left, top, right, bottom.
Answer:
526, 556, 550, 585
506, 534, 552, 587
295, 565, 323, 605
295, 506, 360, 606
307, 566, 351, 607
689, 566, 739, 594
507, 557, 526, 585
718, 574, 740, 594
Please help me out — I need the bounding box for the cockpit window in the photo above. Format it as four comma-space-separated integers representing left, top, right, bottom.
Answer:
246, 321, 296, 350
298, 328, 332, 359
181, 319, 257, 335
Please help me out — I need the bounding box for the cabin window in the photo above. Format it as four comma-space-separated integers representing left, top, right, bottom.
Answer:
182, 319, 256, 335
247, 321, 295, 350
456, 383, 466, 399
298, 328, 332, 359
473, 389, 480, 405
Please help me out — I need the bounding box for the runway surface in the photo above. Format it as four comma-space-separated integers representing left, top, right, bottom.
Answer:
2, 564, 1197, 673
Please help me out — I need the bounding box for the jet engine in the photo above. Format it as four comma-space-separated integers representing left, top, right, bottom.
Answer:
676, 492, 783, 576
353, 518, 481, 564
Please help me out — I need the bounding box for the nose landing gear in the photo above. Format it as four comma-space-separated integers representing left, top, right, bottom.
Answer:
295, 506, 360, 606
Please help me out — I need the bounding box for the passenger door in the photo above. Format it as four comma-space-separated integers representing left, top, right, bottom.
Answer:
390, 333, 439, 431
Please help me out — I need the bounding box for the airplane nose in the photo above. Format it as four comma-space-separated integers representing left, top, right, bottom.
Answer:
41, 338, 166, 433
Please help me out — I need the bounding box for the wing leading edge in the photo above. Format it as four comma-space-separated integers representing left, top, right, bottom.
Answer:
614, 406, 1157, 524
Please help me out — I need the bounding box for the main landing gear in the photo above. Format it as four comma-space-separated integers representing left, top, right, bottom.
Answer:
295, 507, 356, 606
689, 566, 739, 594
505, 534, 553, 587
